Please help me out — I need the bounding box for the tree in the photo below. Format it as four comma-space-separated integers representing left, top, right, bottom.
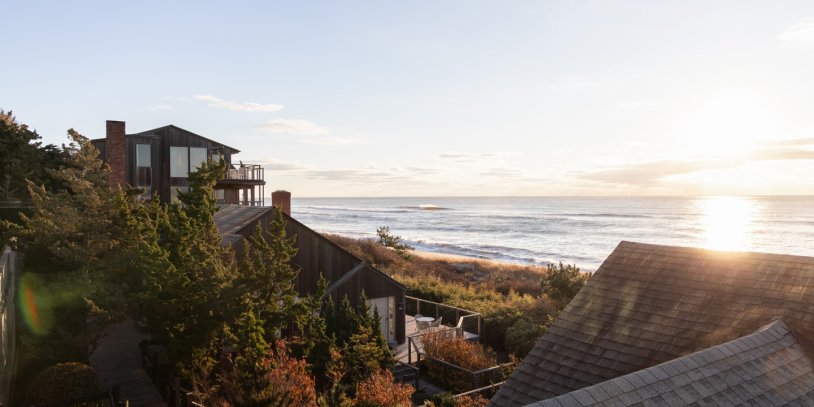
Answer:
0, 110, 66, 205
138, 160, 239, 366
322, 293, 394, 394
375, 226, 414, 259
540, 262, 590, 308
236, 208, 300, 337
15, 130, 120, 272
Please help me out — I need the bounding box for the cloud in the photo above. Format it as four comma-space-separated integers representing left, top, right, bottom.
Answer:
438, 151, 521, 163
763, 137, 814, 147
301, 136, 360, 145
439, 152, 496, 160
149, 103, 174, 111
778, 17, 814, 45
581, 139, 814, 186
255, 159, 312, 172
194, 95, 284, 112
302, 168, 410, 183
478, 167, 525, 178
258, 119, 329, 135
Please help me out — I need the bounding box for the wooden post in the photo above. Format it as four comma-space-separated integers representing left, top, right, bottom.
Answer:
408, 337, 413, 365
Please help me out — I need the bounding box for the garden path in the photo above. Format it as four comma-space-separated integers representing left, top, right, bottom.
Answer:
90, 319, 167, 407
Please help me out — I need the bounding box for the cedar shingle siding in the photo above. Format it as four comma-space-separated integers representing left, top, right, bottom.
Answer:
491, 241, 814, 406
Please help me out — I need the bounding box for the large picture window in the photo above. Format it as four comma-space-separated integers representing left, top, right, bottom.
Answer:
170, 146, 189, 178
135, 144, 152, 199
190, 147, 208, 171
136, 144, 151, 167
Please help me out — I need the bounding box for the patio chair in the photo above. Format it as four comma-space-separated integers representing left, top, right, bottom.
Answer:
429, 316, 443, 329
416, 320, 430, 332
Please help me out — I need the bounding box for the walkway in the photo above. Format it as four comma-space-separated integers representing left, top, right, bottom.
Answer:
90, 319, 167, 407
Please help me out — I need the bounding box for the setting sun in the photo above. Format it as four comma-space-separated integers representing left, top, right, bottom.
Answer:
698, 196, 757, 251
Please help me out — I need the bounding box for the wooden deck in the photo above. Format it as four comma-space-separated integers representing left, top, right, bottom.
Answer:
90, 319, 167, 407
394, 316, 479, 364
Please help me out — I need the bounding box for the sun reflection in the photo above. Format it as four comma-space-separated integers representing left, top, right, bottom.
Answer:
699, 197, 755, 251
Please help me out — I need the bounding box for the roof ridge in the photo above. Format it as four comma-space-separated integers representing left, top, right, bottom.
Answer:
527, 319, 801, 406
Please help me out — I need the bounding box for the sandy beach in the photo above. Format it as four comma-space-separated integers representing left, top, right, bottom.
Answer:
412, 249, 544, 272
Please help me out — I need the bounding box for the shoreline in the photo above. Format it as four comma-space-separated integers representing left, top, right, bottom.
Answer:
411, 249, 544, 271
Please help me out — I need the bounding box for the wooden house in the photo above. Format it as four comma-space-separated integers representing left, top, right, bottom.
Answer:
91, 120, 265, 205
215, 204, 408, 345
491, 241, 814, 406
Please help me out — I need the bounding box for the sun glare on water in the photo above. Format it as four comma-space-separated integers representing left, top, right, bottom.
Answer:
698, 197, 756, 251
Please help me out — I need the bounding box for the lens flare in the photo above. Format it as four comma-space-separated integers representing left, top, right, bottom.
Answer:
19, 274, 47, 336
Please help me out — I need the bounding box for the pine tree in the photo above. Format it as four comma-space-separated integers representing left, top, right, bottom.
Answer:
236, 207, 300, 336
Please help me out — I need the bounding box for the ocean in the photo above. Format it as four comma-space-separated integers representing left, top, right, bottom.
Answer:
290, 196, 814, 271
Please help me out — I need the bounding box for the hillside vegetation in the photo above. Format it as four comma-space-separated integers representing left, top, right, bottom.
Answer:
326, 234, 589, 356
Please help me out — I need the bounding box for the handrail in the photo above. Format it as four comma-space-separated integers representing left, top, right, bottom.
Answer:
223, 164, 264, 181
452, 381, 506, 399
406, 295, 476, 314
406, 296, 482, 340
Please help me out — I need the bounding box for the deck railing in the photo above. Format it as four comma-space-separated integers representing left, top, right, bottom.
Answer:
224, 164, 264, 182
405, 295, 481, 339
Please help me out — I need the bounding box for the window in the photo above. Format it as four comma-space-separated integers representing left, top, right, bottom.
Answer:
135, 144, 152, 199
190, 147, 208, 171
214, 189, 225, 202
136, 144, 151, 167
170, 147, 189, 178
171, 146, 209, 177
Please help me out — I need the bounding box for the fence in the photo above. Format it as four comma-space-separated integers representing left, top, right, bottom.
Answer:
140, 342, 203, 407
420, 354, 514, 393
405, 296, 481, 340
0, 246, 16, 407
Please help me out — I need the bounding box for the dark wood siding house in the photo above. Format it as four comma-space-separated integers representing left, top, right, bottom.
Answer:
215, 205, 407, 345
91, 120, 265, 206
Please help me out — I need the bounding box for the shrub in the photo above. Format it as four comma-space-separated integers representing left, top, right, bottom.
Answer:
424, 392, 489, 407
540, 262, 590, 308
504, 317, 548, 357
28, 362, 100, 404
352, 370, 414, 407
422, 331, 496, 370
421, 331, 499, 392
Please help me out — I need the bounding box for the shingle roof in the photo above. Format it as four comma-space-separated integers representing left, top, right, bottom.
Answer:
213, 205, 271, 245
491, 241, 814, 407
526, 320, 814, 406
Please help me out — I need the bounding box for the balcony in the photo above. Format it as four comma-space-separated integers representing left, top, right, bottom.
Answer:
219, 163, 265, 185
214, 163, 265, 207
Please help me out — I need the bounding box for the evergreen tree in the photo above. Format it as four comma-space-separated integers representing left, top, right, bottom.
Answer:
16, 130, 120, 272
0, 110, 66, 205
235, 208, 300, 336
139, 161, 238, 365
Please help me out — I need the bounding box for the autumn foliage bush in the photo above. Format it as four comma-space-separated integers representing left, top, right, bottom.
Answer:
422, 331, 496, 370
420, 331, 502, 392
352, 370, 414, 406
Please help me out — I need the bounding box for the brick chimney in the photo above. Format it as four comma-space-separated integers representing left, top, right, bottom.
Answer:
105, 120, 127, 189
272, 190, 291, 216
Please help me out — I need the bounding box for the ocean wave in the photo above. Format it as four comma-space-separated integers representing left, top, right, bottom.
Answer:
300, 205, 410, 214
397, 204, 452, 210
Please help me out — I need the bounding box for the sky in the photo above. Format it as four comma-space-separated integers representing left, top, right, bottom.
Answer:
3, 1, 814, 197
